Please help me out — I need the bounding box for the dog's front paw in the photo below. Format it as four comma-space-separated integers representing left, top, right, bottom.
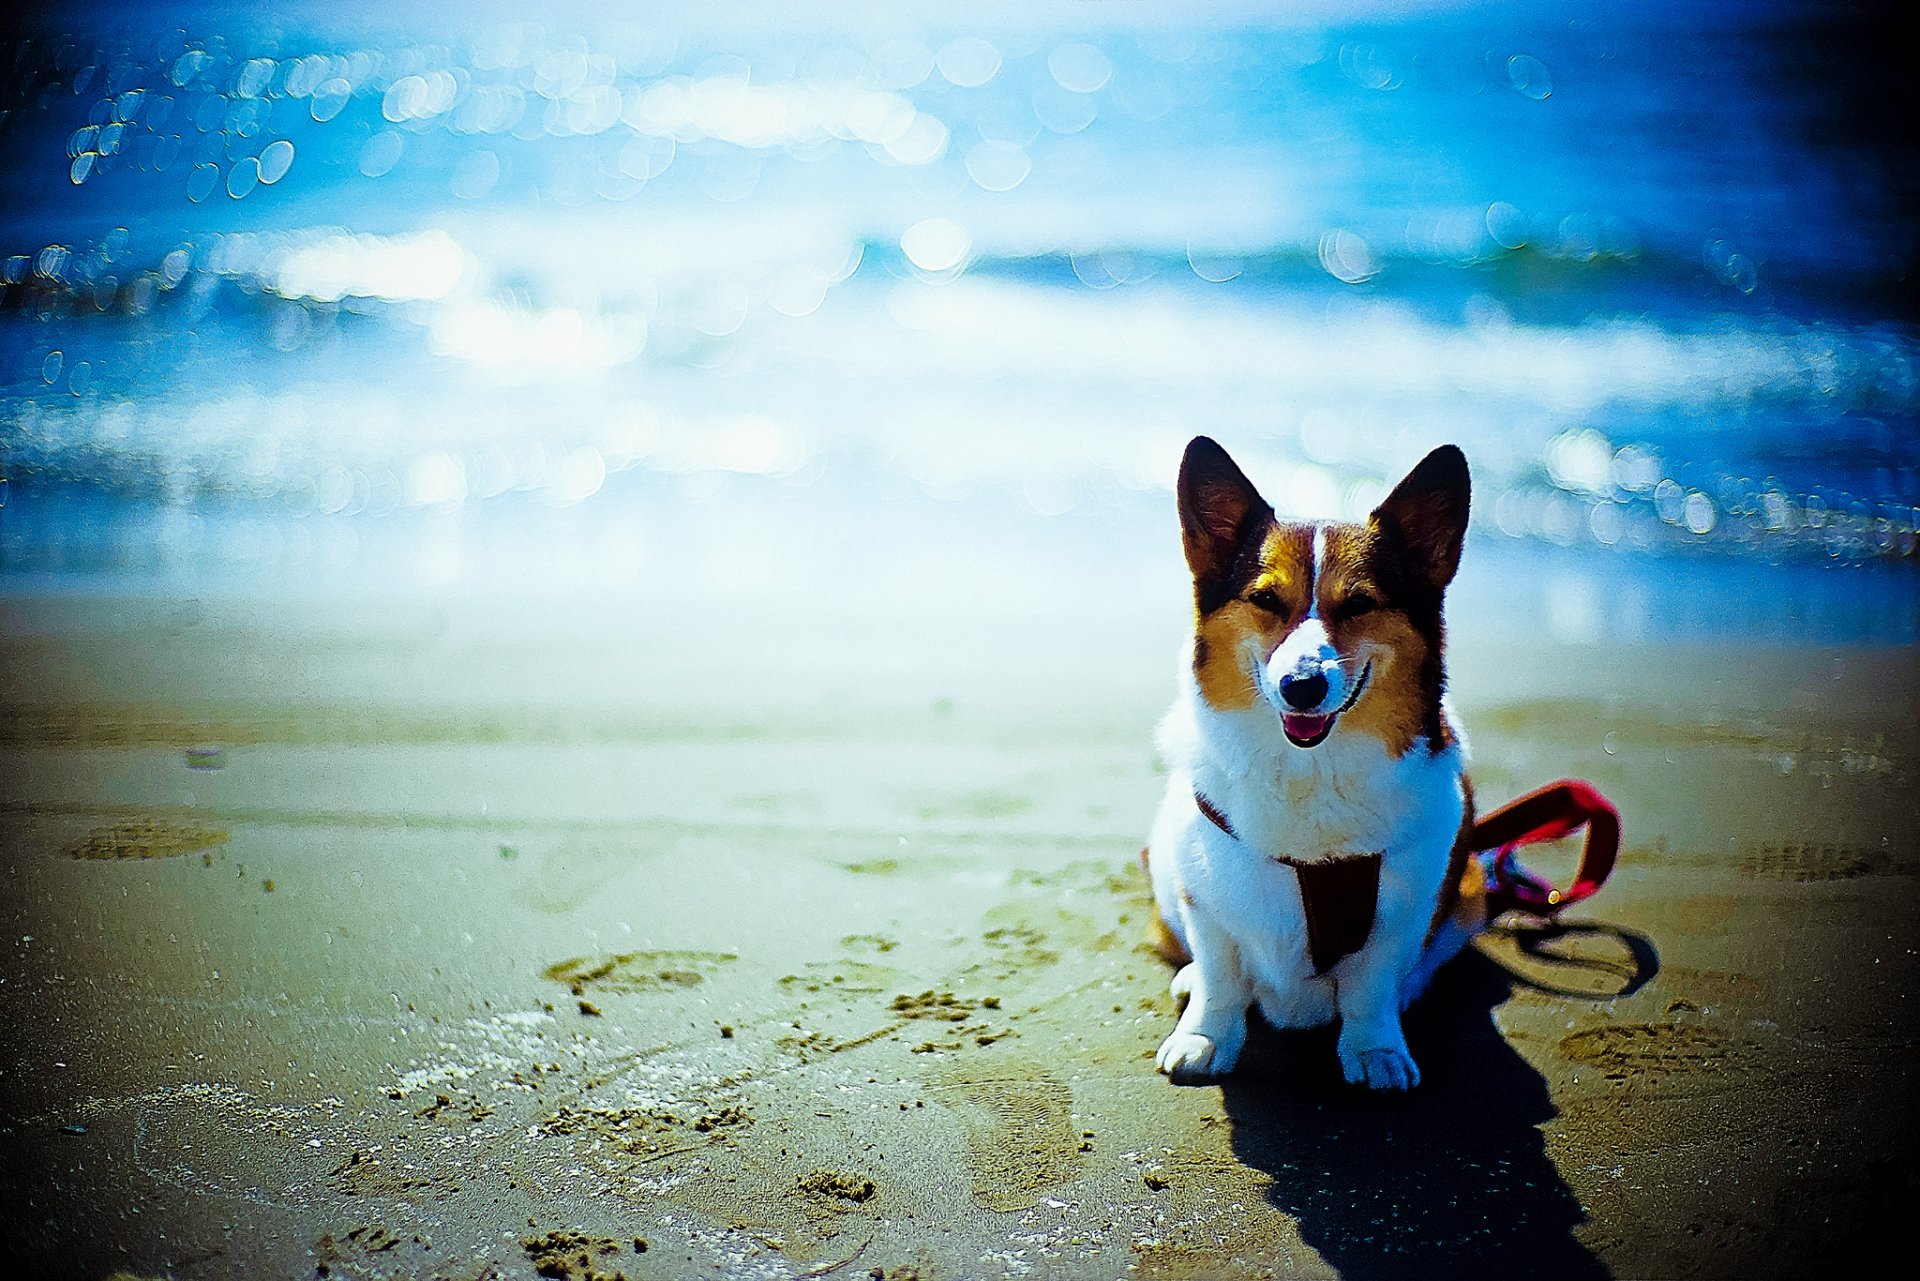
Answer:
1156, 1029, 1239, 1084
1339, 1044, 1421, 1091
1169, 963, 1198, 1004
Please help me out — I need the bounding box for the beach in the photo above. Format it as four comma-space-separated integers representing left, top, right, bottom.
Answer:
2, 3, 1915, 1274
2, 567, 1913, 1280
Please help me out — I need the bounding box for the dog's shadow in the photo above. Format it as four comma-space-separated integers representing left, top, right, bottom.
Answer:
1217, 924, 1655, 1280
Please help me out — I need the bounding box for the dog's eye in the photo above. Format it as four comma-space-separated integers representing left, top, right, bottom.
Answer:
1246, 588, 1290, 619
1339, 593, 1378, 619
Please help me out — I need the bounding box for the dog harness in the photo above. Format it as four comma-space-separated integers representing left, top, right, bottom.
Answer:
1193, 779, 1621, 974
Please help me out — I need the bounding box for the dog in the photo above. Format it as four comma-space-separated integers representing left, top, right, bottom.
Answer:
1142, 436, 1486, 1091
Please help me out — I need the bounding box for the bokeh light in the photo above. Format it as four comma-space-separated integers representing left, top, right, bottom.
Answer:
0, 0, 1912, 637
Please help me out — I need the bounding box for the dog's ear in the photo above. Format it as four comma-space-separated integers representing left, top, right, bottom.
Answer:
1178, 437, 1271, 597
1372, 445, 1470, 590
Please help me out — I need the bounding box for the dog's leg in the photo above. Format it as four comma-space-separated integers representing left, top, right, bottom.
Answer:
1155, 913, 1251, 1084
1330, 921, 1425, 1091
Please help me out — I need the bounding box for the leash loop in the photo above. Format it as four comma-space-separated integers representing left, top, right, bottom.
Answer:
1472, 779, 1620, 919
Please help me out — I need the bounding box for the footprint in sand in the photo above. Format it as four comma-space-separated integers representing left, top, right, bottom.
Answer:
928, 1062, 1083, 1212
1558, 1022, 1737, 1080
543, 950, 736, 997
1734, 840, 1901, 882
64, 819, 229, 860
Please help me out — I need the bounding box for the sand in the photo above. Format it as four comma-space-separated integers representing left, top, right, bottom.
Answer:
1, 584, 1914, 1280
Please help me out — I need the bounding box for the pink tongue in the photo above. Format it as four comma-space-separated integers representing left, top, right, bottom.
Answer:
1283, 713, 1331, 740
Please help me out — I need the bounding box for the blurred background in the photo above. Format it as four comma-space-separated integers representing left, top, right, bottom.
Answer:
1, 0, 1915, 643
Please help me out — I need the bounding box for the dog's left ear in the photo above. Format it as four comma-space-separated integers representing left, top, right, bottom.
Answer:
1372, 445, 1470, 590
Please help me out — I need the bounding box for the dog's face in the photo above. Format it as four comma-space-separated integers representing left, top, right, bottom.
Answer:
1177, 438, 1470, 757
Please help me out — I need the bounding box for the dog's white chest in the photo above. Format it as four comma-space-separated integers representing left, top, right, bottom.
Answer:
1149, 693, 1466, 999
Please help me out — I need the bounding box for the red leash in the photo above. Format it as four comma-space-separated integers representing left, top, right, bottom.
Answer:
1472, 780, 1620, 918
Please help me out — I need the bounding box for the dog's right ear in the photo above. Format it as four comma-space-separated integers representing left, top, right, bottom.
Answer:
1178, 437, 1271, 601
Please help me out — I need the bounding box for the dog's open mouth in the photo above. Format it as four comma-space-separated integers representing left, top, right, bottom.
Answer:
1281, 662, 1371, 749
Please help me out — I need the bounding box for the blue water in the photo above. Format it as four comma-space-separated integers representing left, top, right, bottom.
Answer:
0, 0, 1914, 637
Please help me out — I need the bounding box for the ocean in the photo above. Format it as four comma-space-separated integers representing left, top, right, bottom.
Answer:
1, 0, 1914, 640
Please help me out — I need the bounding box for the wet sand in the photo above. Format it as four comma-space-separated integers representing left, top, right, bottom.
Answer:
1, 586, 1914, 1280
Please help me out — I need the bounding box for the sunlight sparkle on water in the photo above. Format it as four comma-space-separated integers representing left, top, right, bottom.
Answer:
0, 4, 1914, 601
900, 219, 972, 274
273, 230, 468, 303
937, 38, 1002, 89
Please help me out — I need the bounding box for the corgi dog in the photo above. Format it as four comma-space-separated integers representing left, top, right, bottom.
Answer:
1143, 437, 1486, 1091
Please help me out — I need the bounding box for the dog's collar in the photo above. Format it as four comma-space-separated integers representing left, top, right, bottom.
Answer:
1193, 791, 1382, 974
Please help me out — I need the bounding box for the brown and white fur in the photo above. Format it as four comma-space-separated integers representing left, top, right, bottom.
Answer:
1144, 437, 1486, 1090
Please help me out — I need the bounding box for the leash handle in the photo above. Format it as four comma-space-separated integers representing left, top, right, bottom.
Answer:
1470, 780, 1620, 917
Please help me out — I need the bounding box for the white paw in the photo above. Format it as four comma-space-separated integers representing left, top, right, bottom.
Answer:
1156, 1029, 1241, 1084
1169, 964, 1197, 1004
1339, 1044, 1421, 1091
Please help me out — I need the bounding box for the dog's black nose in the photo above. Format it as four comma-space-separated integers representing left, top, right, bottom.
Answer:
1280, 672, 1328, 710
